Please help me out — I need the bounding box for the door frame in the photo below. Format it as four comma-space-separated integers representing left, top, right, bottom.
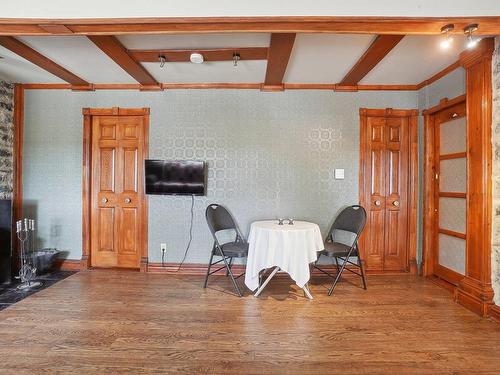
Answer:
359, 108, 419, 274
81, 107, 150, 272
422, 94, 467, 283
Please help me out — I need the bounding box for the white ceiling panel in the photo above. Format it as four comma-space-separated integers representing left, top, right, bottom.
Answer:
284, 34, 376, 83
118, 33, 271, 50
0, 46, 64, 83
144, 60, 266, 83
18, 36, 134, 83
360, 35, 467, 85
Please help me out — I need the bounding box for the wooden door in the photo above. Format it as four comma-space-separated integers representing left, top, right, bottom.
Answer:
359, 108, 417, 272
429, 100, 467, 285
90, 113, 147, 268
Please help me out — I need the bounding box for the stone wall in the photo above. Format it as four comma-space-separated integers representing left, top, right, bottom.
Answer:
492, 37, 500, 306
0, 81, 14, 200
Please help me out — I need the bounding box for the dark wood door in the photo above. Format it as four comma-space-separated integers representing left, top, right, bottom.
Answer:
90, 115, 146, 268
359, 109, 415, 272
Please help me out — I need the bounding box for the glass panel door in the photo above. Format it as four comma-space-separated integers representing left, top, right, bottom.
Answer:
435, 110, 467, 281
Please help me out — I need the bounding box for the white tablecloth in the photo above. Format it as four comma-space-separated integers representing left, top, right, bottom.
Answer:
245, 220, 324, 291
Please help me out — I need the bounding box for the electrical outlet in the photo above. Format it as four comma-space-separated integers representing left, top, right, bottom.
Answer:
160, 243, 167, 253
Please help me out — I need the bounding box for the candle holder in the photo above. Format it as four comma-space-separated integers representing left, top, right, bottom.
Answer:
15, 218, 42, 290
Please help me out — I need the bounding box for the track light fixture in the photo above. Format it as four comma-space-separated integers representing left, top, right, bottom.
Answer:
440, 24, 454, 49
464, 24, 479, 49
233, 53, 240, 67
159, 55, 166, 68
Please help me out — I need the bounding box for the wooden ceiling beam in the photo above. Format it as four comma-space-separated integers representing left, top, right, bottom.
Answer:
1, 17, 499, 36
87, 35, 159, 88
128, 47, 268, 62
339, 35, 404, 86
0, 36, 89, 86
262, 33, 296, 91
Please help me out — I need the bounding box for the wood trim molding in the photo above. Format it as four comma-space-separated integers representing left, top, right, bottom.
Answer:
81, 107, 150, 271
438, 228, 466, 240
439, 152, 467, 160
359, 108, 419, 117
1, 16, 500, 36
140, 112, 150, 272
0, 36, 89, 86
146, 262, 410, 276
439, 192, 466, 198
409, 110, 419, 275
422, 111, 436, 277
422, 94, 467, 115
53, 259, 81, 271
87, 35, 159, 88
129, 47, 268, 62
262, 33, 296, 91
82, 107, 150, 116
340, 35, 404, 86
489, 304, 500, 323
433, 264, 464, 286
20, 83, 420, 91
81, 112, 91, 270
416, 60, 461, 90
455, 37, 494, 317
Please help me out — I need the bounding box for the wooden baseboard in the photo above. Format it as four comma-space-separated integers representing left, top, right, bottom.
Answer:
51, 259, 414, 277
456, 277, 495, 317
427, 275, 456, 295
489, 304, 500, 323
409, 259, 418, 275
52, 259, 81, 271
147, 262, 412, 276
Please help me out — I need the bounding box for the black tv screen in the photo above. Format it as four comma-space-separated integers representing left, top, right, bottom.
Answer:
145, 160, 205, 196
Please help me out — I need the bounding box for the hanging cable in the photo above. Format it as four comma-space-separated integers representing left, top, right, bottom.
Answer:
177, 195, 195, 272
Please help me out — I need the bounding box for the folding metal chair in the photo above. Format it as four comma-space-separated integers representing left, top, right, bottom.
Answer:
313, 205, 367, 296
203, 204, 248, 297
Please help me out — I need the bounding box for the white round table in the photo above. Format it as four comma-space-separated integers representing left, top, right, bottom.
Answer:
244, 220, 324, 299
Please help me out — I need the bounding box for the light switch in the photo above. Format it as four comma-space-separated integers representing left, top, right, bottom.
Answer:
334, 169, 345, 179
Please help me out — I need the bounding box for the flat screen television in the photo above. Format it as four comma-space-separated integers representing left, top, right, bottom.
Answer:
145, 160, 206, 196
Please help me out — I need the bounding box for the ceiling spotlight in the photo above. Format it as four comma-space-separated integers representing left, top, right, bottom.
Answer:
440, 24, 454, 49
190, 52, 204, 64
159, 55, 166, 68
464, 23, 479, 49
233, 53, 240, 67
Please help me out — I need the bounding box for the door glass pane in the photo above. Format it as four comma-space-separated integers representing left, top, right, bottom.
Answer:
438, 234, 465, 274
440, 117, 466, 154
440, 158, 467, 192
439, 197, 466, 233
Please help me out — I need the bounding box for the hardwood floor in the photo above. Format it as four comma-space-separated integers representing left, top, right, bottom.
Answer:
0, 270, 498, 374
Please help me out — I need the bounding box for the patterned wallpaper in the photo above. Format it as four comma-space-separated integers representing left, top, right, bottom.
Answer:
23, 89, 417, 263
491, 36, 500, 306
0, 81, 14, 200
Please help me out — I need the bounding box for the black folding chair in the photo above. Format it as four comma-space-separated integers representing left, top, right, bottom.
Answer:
203, 204, 248, 297
313, 205, 367, 296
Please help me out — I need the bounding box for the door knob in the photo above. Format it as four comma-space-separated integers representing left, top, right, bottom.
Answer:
101, 197, 108, 204
393, 200, 400, 207
374, 200, 381, 206
124, 198, 131, 204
